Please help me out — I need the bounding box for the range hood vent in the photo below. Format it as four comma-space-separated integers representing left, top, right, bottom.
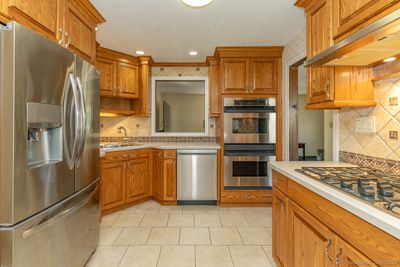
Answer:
305, 9, 400, 67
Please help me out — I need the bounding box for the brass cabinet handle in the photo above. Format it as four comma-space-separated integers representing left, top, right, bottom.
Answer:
326, 239, 333, 263
58, 28, 64, 44
65, 31, 70, 48
323, 80, 330, 98
121, 154, 129, 158
335, 248, 342, 264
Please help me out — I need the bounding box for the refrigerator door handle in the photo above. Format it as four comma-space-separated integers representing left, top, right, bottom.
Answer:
63, 73, 81, 169
22, 184, 98, 239
75, 76, 87, 162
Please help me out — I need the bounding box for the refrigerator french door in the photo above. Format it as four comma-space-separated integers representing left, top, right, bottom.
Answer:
0, 21, 100, 267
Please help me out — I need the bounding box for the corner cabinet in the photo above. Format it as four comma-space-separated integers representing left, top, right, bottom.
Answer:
3, 0, 104, 65
100, 149, 152, 213
272, 171, 399, 267
297, 0, 376, 109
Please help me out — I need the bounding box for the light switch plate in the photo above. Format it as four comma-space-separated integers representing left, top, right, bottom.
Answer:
355, 116, 376, 133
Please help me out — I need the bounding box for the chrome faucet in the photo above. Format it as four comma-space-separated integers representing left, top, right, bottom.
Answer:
117, 126, 129, 142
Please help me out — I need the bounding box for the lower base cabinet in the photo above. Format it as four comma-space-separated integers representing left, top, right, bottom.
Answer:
100, 149, 152, 213
100, 148, 177, 213
272, 171, 393, 267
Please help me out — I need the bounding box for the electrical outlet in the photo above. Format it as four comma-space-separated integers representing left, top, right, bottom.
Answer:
355, 116, 376, 133
389, 97, 398, 106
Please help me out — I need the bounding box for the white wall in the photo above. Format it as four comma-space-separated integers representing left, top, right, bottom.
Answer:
297, 95, 324, 157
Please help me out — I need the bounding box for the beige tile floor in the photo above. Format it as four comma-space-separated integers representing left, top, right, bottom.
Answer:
86, 200, 278, 267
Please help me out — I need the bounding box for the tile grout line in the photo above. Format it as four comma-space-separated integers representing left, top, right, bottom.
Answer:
227, 245, 236, 267
116, 246, 129, 267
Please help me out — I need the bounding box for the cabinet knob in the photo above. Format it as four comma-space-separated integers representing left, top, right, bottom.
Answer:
65, 31, 70, 48
121, 154, 129, 158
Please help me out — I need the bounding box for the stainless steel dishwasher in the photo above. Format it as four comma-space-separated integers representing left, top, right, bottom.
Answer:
177, 150, 218, 204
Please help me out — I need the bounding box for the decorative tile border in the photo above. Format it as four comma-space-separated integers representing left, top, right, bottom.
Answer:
101, 136, 218, 143
340, 151, 400, 173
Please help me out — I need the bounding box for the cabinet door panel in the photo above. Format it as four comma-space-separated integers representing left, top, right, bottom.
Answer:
163, 158, 176, 201
117, 62, 139, 99
308, 67, 335, 104
153, 150, 163, 200
126, 158, 149, 202
272, 189, 288, 267
221, 58, 248, 95
308, 0, 333, 57
8, 0, 62, 42
333, 0, 399, 40
289, 201, 335, 267
209, 59, 220, 116
335, 237, 377, 267
65, 0, 96, 63
250, 58, 276, 94
101, 162, 126, 211
96, 57, 116, 96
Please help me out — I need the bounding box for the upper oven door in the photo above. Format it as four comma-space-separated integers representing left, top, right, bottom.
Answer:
224, 112, 276, 144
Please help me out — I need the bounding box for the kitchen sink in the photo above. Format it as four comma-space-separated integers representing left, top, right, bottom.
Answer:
100, 143, 143, 149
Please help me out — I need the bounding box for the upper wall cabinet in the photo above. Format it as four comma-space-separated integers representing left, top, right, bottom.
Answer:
207, 57, 221, 117
97, 47, 151, 116
1, 0, 104, 64
215, 47, 283, 96
296, 0, 376, 109
332, 0, 400, 41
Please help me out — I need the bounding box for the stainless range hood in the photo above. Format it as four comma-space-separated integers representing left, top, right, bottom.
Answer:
305, 9, 400, 67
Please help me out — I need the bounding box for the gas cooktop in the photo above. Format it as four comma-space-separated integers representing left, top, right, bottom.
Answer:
296, 167, 400, 218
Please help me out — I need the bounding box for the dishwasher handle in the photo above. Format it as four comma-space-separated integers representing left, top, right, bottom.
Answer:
177, 150, 218, 156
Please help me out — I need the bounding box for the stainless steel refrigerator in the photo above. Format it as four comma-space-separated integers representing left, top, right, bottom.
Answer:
0, 21, 100, 267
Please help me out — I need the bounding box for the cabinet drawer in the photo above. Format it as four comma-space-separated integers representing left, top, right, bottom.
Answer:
221, 190, 272, 203
163, 150, 176, 159
102, 149, 150, 162
272, 171, 288, 194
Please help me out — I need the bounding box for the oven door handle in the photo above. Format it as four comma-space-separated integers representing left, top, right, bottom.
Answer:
224, 150, 276, 157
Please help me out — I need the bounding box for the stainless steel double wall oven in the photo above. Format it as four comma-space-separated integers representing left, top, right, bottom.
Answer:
224, 98, 276, 189
0, 22, 100, 267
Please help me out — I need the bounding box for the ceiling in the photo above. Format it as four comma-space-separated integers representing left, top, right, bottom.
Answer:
91, 0, 305, 62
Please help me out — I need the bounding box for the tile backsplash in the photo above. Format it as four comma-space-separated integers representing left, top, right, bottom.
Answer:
340, 76, 400, 172
100, 66, 214, 138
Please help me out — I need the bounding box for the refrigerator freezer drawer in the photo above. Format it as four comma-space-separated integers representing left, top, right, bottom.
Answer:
0, 181, 100, 267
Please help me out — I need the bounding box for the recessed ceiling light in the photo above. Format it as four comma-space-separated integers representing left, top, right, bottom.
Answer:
383, 57, 396, 63
182, 0, 214, 8
136, 50, 145, 55
95, 27, 98, 31
189, 51, 198, 56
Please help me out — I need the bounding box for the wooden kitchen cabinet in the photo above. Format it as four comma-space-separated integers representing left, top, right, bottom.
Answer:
220, 57, 279, 95
6, 0, 63, 42
332, 0, 400, 41
297, 0, 376, 109
272, 189, 289, 267
100, 149, 151, 213
334, 237, 377, 267
220, 58, 249, 95
207, 56, 221, 117
271, 172, 397, 267
153, 149, 177, 204
100, 161, 126, 211
64, 0, 98, 63
117, 61, 139, 99
288, 200, 335, 267
97, 57, 117, 96
3, 0, 104, 64
126, 157, 150, 203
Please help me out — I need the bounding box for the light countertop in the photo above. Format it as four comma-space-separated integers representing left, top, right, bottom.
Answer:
100, 142, 221, 156
269, 161, 400, 240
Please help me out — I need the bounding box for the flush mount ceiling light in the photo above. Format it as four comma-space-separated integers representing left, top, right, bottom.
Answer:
136, 50, 145, 55
383, 57, 397, 63
182, 0, 214, 8
189, 51, 198, 56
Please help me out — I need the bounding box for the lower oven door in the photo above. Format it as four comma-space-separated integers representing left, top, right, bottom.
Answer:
0, 180, 100, 267
224, 153, 275, 189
